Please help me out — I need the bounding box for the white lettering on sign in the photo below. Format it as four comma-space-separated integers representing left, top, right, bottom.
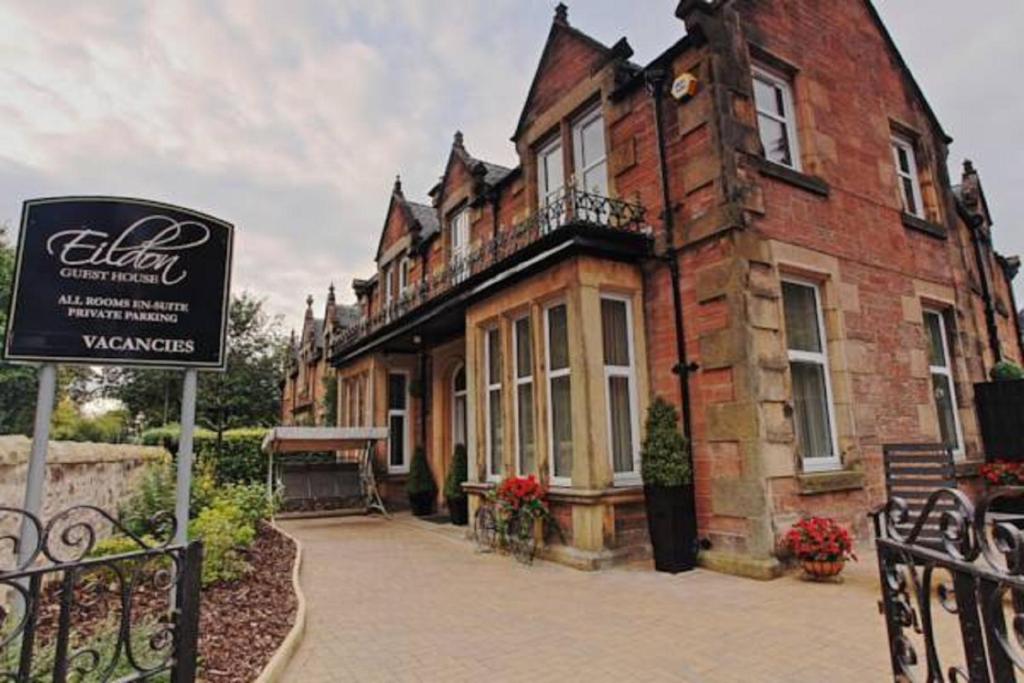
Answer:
82, 335, 196, 354
46, 215, 211, 286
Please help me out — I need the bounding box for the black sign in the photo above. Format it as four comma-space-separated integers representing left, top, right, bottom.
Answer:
4, 197, 234, 369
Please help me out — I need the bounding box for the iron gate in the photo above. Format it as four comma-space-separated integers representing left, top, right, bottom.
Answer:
0, 505, 202, 682
873, 487, 1024, 681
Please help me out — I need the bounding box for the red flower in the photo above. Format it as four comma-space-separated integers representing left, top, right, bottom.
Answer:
782, 516, 856, 562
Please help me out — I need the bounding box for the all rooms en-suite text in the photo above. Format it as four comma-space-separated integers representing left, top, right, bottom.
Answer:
59, 294, 190, 324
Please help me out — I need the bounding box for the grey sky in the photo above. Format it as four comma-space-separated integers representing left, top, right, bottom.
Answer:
1, 1, 1021, 332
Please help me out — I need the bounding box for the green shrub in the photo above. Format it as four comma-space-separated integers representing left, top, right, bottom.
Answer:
641, 397, 691, 487
189, 499, 255, 585
119, 461, 176, 538
196, 428, 269, 485
444, 444, 468, 500
50, 400, 128, 443
213, 482, 275, 526
405, 447, 437, 496
87, 533, 160, 559
139, 423, 215, 451
991, 360, 1024, 381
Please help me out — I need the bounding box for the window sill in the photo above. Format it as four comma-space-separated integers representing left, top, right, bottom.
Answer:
753, 157, 830, 197
901, 212, 947, 239
796, 469, 865, 496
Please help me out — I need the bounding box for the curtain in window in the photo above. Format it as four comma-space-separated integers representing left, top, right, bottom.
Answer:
601, 299, 629, 366
454, 394, 467, 448
517, 383, 535, 473
782, 283, 822, 353
608, 376, 633, 473
550, 375, 572, 479
790, 362, 832, 461
489, 389, 502, 476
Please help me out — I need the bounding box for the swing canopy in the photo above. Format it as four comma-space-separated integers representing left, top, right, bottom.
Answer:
262, 426, 390, 517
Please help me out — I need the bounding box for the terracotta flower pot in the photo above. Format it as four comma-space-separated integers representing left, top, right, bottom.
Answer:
801, 559, 845, 579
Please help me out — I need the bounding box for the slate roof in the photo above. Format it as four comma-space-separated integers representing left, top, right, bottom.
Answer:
408, 201, 440, 240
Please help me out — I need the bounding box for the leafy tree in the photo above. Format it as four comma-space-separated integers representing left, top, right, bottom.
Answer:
105, 293, 285, 445
0, 222, 37, 434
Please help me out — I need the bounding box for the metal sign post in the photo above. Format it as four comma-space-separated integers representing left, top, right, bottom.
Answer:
16, 363, 58, 568
174, 368, 199, 546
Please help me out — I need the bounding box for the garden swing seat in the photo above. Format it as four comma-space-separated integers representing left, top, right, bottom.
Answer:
261, 427, 390, 518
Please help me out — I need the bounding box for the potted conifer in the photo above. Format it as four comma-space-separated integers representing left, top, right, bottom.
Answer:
445, 444, 469, 525
406, 446, 437, 516
641, 397, 698, 573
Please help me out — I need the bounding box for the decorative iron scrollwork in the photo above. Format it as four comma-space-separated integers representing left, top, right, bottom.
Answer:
0, 505, 198, 683
874, 487, 1024, 682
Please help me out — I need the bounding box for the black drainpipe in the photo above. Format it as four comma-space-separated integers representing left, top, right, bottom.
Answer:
969, 217, 1003, 365
646, 68, 696, 446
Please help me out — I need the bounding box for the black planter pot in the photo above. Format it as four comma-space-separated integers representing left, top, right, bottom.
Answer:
447, 497, 469, 526
408, 492, 435, 517
644, 484, 698, 574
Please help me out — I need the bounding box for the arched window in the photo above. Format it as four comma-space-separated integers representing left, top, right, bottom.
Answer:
452, 363, 467, 449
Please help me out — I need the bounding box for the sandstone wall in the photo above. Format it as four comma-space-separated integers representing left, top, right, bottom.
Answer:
0, 436, 168, 559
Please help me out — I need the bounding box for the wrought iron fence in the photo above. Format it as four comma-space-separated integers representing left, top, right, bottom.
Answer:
872, 488, 1024, 681
332, 187, 648, 355
0, 505, 202, 682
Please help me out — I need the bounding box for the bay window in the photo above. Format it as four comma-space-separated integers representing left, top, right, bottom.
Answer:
601, 296, 640, 482
513, 315, 536, 475
546, 303, 573, 485
484, 327, 503, 481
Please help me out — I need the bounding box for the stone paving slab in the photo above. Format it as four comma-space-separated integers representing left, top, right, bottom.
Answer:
277, 514, 949, 682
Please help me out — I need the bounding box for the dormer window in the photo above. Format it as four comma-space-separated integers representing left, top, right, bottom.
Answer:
572, 107, 607, 196
449, 207, 470, 284
399, 256, 411, 295
892, 135, 924, 218
752, 66, 800, 171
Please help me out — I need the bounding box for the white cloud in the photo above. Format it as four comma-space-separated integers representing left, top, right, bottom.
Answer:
1, 0, 1021, 334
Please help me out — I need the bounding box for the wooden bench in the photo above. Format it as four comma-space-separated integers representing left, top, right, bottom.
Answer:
882, 443, 956, 545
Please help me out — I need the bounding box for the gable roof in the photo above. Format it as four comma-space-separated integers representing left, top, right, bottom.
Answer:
373, 176, 438, 262
429, 130, 514, 206
511, 4, 627, 141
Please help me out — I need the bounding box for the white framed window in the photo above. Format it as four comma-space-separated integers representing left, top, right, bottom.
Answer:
538, 136, 565, 232
923, 309, 964, 458
601, 295, 640, 483
383, 263, 394, 321
387, 371, 410, 473
449, 207, 470, 284
545, 302, 573, 486
484, 327, 504, 481
513, 315, 536, 475
752, 66, 800, 171
399, 256, 411, 295
781, 278, 839, 471
452, 363, 467, 449
572, 107, 607, 197
892, 136, 924, 219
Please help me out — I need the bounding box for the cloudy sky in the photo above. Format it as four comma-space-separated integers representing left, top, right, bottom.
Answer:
1, 1, 1022, 332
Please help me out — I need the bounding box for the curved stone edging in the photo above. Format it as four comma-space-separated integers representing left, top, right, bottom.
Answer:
254, 522, 307, 683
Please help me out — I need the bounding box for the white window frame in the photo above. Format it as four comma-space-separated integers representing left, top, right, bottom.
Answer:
537, 136, 566, 232
572, 106, 608, 197
386, 370, 410, 474
545, 301, 572, 487
892, 135, 925, 219
781, 277, 840, 472
923, 308, 965, 459
752, 66, 801, 171
452, 362, 467, 449
512, 314, 535, 475
484, 327, 503, 482
383, 262, 394, 320
449, 207, 470, 284
601, 294, 641, 484
399, 256, 411, 295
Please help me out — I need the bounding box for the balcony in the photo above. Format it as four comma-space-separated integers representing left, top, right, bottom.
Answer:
330, 188, 650, 362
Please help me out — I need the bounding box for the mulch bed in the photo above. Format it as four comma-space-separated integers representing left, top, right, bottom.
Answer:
198, 524, 297, 682
21, 523, 297, 683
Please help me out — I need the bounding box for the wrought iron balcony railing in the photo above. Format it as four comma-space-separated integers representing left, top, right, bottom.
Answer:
332, 187, 648, 356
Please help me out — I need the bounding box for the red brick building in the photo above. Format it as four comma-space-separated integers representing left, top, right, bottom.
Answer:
294, 0, 1023, 575
280, 285, 359, 426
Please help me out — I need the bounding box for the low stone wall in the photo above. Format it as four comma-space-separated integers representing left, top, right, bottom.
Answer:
0, 435, 168, 543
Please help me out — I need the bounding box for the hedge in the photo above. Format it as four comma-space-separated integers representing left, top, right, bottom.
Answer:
140, 424, 267, 485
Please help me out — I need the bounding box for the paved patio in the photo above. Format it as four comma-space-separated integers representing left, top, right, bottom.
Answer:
278, 514, 908, 682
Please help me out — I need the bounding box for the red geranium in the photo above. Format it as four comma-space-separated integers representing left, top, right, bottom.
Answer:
980, 461, 1024, 486
496, 474, 547, 510
783, 516, 856, 562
